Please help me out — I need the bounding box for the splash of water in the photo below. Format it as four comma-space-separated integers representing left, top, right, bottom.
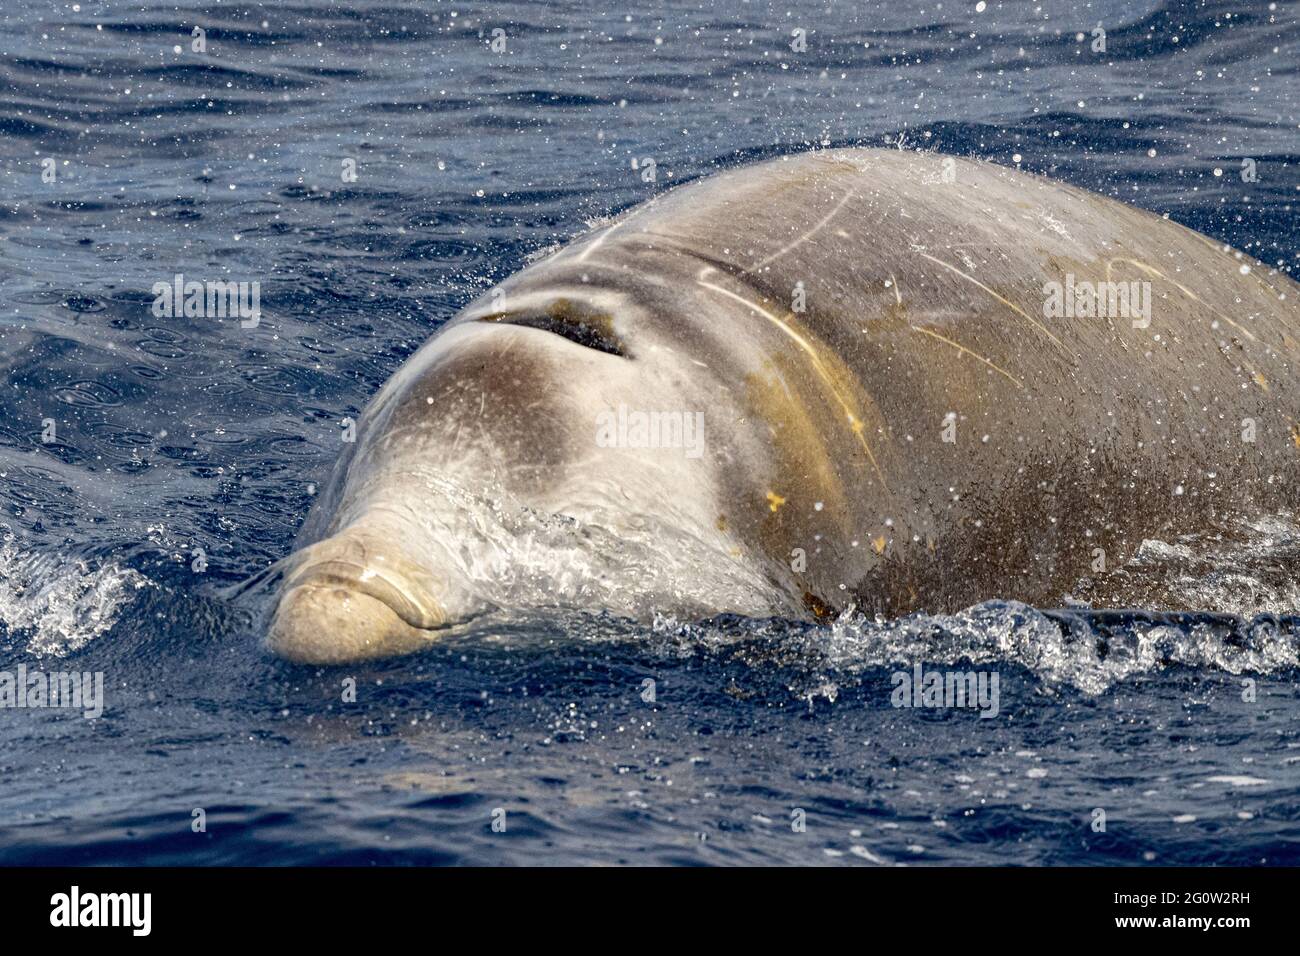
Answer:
0, 531, 150, 657
826, 602, 1297, 695
642, 600, 1299, 698
341, 473, 792, 622
639, 512, 1300, 695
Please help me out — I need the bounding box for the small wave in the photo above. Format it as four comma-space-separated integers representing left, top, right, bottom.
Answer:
0, 531, 150, 657
643, 599, 1299, 698
825, 602, 1298, 695
637, 512, 1300, 696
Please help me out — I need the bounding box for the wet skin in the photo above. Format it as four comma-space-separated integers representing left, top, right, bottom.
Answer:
267, 149, 1300, 663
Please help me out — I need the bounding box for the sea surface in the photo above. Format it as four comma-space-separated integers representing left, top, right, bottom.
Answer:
1, 0, 1298, 865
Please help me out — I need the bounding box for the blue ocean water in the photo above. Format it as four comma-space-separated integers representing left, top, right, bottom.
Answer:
0, 0, 1298, 865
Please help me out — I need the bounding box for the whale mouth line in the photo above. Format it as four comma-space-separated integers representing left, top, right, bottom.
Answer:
282, 560, 445, 630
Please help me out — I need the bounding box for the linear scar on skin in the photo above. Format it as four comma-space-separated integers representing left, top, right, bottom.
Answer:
575, 195, 662, 263
1106, 256, 1258, 343
744, 186, 857, 275
696, 273, 890, 490
916, 251, 1071, 355
909, 325, 1025, 389
1108, 256, 1278, 392
886, 271, 1022, 387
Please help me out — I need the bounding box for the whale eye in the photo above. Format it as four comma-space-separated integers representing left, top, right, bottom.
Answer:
479, 298, 627, 357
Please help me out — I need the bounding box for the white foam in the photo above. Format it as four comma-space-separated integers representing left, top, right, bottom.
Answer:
0, 531, 150, 657
643, 594, 1299, 698
1205, 775, 1269, 787
387, 473, 790, 624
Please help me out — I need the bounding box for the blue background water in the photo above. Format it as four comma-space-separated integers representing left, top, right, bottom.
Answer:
0, 0, 1298, 865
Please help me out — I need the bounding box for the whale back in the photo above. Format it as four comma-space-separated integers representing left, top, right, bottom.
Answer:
515, 149, 1300, 614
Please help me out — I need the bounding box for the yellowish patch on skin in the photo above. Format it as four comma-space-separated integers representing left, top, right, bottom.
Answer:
743, 363, 846, 507
766, 491, 787, 512
1253, 372, 1269, 391
1292, 425, 1300, 450
699, 279, 892, 491
872, 535, 887, 554
716, 515, 728, 532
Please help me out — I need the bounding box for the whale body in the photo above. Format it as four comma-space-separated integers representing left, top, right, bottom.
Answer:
265, 148, 1300, 663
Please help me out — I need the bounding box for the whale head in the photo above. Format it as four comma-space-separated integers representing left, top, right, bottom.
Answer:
260, 278, 783, 663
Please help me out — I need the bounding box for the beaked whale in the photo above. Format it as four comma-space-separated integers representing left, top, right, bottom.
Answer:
264, 148, 1300, 663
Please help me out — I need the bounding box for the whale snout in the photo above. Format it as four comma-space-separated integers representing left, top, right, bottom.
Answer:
267, 583, 440, 664
265, 531, 454, 664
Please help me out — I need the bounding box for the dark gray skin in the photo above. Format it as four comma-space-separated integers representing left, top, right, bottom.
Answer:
266, 148, 1300, 663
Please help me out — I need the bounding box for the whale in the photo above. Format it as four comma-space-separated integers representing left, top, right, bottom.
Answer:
264, 147, 1300, 663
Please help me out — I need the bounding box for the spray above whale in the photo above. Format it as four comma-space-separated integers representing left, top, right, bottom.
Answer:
262, 148, 1300, 664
